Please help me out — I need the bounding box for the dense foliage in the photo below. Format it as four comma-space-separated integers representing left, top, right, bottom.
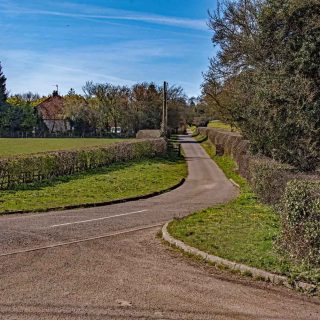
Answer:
0, 64, 45, 136
0, 138, 166, 190
279, 180, 320, 266
203, 0, 320, 171
0, 62, 8, 104
200, 126, 320, 268
0, 104, 39, 135
76, 81, 188, 135
0, 61, 189, 136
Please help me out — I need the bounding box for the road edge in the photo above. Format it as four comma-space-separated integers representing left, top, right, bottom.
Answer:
162, 221, 317, 293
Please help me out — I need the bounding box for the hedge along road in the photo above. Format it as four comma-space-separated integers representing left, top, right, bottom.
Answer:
0, 134, 319, 320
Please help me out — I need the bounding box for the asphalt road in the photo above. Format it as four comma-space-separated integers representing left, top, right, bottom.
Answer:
0, 134, 319, 319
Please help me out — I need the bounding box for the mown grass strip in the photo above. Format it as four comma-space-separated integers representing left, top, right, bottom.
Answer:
168, 134, 320, 286
0, 138, 130, 157
207, 120, 237, 132
0, 157, 187, 214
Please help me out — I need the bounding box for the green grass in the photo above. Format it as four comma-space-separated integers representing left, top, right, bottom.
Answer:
0, 157, 187, 214
0, 138, 130, 157
208, 120, 237, 132
169, 134, 320, 286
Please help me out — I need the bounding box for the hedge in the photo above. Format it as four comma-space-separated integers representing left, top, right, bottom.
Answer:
198, 127, 250, 178
199, 127, 320, 205
248, 158, 295, 204
278, 180, 320, 267
199, 128, 279, 198
0, 138, 167, 190
136, 130, 162, 139
198, 126, 320, 266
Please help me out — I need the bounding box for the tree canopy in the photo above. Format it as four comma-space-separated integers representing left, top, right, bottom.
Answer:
203, 0, 320, 171
0, 59, 189, 137
0, 62, 8, 104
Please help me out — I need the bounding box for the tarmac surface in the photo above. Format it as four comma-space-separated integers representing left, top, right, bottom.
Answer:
0, 134, 319, 319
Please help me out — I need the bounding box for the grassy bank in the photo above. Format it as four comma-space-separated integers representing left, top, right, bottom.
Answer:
0, 157, 187, 214
207, 120, 235, 132
168, 134, 319, 285
0, 138, 130, 157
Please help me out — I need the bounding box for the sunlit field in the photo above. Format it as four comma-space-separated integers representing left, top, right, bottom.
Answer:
0, 138, 130, 157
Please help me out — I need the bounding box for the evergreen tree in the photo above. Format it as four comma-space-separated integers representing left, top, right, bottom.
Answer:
0, 62, 8, 104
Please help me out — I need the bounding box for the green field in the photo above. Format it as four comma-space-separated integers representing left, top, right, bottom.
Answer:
0, 138, 130, 157
208, 121, 238, 132
169, 134, 319, 285
0, 158, 187, 214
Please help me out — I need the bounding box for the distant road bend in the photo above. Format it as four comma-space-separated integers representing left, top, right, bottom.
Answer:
0, 134, 319, 320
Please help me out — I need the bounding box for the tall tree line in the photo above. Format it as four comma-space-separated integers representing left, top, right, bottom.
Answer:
0, 62, 189, 136
0, 62, 45, 135
64, 81, 188, 136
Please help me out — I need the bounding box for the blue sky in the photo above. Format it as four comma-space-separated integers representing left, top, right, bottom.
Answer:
0, 0, 216, 97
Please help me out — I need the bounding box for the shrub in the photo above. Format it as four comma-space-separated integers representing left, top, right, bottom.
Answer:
248, 157, 295, 205
136, 130, 161, 139
198, 127, 320, 268
279, 180, 320, 266
0, 139, 167, 190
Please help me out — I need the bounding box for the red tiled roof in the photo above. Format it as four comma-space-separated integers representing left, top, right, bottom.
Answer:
36, 95, 65, 120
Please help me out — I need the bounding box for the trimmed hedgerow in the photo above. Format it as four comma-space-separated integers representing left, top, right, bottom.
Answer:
248, 157, 295, 205
198, 126, 320, 270
0, 139, 167, 190
278, 180, 320, 267
199, 127, 301, 203
199, 127, 250, 178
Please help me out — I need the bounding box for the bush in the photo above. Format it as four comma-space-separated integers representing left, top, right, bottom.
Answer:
0, 139, 167, 190
248, 157, 295, 205
279, 180, 320, 266
136, 130, 161, 139
198, 127, 320, 268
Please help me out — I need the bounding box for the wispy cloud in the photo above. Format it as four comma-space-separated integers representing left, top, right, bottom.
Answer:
0, 48, 136, 95
0, 1, 207, 30
0, 37, 201, 95
0, 0, 211, 97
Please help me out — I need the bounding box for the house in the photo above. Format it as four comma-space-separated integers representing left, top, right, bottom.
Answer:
110, 127, 122, 134
36, 91, 70, 133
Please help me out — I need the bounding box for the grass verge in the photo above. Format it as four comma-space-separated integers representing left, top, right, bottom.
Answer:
207, 120, 238, 132
168, 134, 320, 286
0, 138, 130, 157
0, 157, 187, 214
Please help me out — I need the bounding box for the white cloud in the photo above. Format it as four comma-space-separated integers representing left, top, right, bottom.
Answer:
0, 1, 207, 30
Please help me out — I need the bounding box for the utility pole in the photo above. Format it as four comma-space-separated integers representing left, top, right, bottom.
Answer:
161, 81, 168, 136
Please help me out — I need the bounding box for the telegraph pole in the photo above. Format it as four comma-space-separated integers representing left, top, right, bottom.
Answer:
52, 84, 59, 95
161, 81, 168, 136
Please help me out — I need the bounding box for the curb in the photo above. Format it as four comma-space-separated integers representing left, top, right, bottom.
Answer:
1, 178, 186, 216
162, 222, 316, 292
229, 178, 240, 188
